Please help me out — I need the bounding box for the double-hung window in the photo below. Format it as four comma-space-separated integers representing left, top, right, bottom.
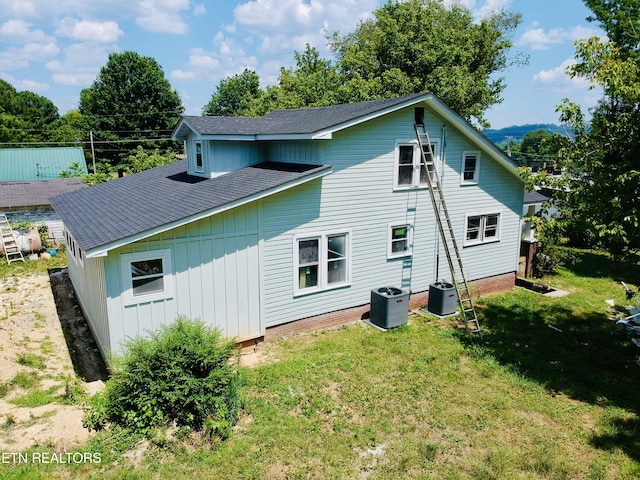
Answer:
394, 140, 438, 189
465, 213, 500, 246
121, 249, 174, 305
461, 151, 480, 184
387, 222, 413, 258
295, 232, 350, 295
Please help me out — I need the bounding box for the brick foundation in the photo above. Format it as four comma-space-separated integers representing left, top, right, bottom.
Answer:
263, 272, 516, 342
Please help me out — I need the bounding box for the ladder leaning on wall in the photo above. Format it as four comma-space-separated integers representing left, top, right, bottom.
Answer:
0, 215, 25, 265
414, 123, 481, 337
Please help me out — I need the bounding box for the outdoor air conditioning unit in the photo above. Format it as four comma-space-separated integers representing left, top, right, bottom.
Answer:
427, 281, 458, 316
370, 287, 410, 329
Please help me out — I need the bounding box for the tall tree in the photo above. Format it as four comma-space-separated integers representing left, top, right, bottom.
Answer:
79, 51, 183, 170
548, 0, 640, 257
329, 0, 523, 127
203, 69, 262, 117
255, 44, 343, 113
0, 79, 60, 146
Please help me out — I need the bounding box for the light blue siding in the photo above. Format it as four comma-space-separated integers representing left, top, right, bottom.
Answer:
67, 254, 110, 358
104, 204, 263, 355
261, 104, 522, 327
185, 133, 261, 177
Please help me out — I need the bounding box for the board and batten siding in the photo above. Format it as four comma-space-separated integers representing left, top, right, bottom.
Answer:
260, 104, 522, 328
67, 254, 110, 358
103, 203, 263, 355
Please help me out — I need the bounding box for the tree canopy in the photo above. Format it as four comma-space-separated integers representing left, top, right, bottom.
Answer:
0, 79, 61, 145
79, 51, 183, 170
204, 0, 523, 125
544, 0, 640, 257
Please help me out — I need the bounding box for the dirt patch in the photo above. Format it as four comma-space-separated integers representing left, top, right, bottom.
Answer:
0, 268, 107, 451
49, 269, 109, 382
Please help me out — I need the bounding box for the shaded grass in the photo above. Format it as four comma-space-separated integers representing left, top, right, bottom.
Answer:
1, 249, 640, 479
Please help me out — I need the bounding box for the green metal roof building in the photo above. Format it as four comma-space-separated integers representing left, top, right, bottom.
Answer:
0, 147, 88, 181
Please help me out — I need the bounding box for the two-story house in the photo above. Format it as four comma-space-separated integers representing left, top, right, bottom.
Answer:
51, 92, 523, 361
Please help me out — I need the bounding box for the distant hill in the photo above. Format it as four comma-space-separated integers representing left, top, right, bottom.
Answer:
482, 124, 571, 145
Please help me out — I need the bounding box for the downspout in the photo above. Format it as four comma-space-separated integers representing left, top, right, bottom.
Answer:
434, 124, 447, 282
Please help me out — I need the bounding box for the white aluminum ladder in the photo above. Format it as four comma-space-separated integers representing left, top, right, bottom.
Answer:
0, 215, 25, 265
415, 123, 481, 337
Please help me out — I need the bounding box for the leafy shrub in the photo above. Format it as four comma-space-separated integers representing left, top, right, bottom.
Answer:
84, 317, 242, 439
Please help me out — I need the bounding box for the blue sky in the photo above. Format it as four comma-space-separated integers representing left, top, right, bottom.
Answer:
0, 0, 603, 129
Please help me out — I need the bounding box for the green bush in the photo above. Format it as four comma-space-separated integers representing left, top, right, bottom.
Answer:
84, 317, 242, 438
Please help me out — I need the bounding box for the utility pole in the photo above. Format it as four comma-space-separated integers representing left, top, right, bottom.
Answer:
89, 131, 96, 174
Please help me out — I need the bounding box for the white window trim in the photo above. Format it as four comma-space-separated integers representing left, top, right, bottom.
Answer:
387, 221, 414, 259
194, 140, 204, 173
120, 249, 174, 305
461, 150, 480, 185
293, 231, 351, 296
64, 228, 84, 268
463, 212, 502, 247
393, 139, 440, 190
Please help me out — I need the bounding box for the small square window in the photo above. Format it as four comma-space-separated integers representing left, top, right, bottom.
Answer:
388, 223, 413, 258
121, 249, 174, 305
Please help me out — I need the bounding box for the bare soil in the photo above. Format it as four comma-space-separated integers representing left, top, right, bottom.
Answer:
0, 268, 107, 451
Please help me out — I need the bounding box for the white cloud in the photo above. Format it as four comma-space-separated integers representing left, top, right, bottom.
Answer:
55, 17, 123, 43
519, 26, 601, 50
532, 58, 592, 91
14, 78, 50, 92
45, 42, 110, 87
171, 69, 196, 80
192, 2, 205, 16
473, 0, 512, 20
0, 19, 51, 43
136, 0, 190, 34
187, 47, 220, 70
234, 0, 377, 36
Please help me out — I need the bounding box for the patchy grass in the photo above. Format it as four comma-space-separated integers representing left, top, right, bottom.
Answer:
1, 249, 640, 479
10, 386, 60, 408
0, 250, 67, 282
16, 353, 47, 370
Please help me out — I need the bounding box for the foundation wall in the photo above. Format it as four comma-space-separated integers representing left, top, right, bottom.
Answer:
264, 272, 516, 341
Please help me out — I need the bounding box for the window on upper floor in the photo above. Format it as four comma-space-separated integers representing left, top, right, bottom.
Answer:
464, 213, 500, 246
195, 141, 204, 172
294, 232, 350, 295
461, 151, 480, 185
121, 249, 174, 305
387, 222, 413, 258
393, 140, 438, 190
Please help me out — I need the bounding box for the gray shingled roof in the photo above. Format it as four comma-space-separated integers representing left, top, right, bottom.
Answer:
523, 189, 550, 205
178, 93, 426, 136
0, 178, 84, 209
51, 160, 329, 253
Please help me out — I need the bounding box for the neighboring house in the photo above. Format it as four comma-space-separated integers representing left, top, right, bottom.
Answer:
0, 147, 88, 240
0, 147, 87, 181
51, 92, 524, 361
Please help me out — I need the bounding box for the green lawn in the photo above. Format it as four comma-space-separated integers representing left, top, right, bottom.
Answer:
2, 249, 640, 479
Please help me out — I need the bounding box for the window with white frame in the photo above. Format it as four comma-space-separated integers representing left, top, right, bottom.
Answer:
64, 228, 83, 267
393, 140, 438, 189
295, 232, 350, 294
194, 140, 204, 172
461, 151, 480, 184
121, 249, 174, 305
387, 222, 413, 258
465, 213, 500, 246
